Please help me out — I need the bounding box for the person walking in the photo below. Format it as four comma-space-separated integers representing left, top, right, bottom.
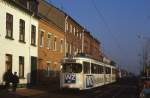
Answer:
3, 70, 13, 90
12, 72, 19, 92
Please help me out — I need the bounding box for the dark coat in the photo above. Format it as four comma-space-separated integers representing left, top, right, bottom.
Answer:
3, 71, 13, 83
12, 75, 19, 84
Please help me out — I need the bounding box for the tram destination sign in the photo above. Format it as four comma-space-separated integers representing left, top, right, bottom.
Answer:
65, 59, 76, 63
64, 74, 76, 84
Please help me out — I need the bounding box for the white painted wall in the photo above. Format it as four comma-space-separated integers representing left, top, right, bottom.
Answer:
0, 1, 38, 85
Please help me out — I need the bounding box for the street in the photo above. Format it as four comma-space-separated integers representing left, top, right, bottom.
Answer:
0, 77, 139, 98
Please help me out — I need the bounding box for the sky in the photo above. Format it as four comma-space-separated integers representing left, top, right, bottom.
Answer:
48, 0, 150, 74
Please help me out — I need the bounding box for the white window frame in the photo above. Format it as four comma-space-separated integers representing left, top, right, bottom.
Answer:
53, 36, 57, 51
73, 27, 76, 35
39, 29, 45, 47
60, 39, 63, 53
47, 33, 52, 49
70, 24, 72, 33
66, 22, 68, 31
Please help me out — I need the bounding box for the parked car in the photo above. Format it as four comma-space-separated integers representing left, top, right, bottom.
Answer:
139, 77, 150, 98
140, 88, 150, 98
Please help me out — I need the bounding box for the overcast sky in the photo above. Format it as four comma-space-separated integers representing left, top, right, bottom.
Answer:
48, 0, 150, 74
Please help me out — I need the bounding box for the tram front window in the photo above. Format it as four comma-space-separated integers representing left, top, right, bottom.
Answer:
62, 63, 82, 73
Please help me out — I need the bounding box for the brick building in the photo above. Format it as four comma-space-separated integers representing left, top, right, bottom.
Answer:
65, 16, 83, 56
38, 18, 64, 83
38, 0, 65, 83
38, 0, 103, 83
83, 30, 103, 61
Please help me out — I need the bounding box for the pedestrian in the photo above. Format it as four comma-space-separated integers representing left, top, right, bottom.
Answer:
3, 70, 13, 90
12, 72, 19, 92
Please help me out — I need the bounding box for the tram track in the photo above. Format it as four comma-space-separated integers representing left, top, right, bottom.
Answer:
94, 85, 121, 98
93, 85, 138, 98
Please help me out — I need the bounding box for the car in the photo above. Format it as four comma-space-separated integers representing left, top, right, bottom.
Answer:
140, 88, 150, 98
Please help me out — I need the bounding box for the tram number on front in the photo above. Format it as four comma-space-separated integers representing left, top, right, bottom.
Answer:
86, 75, 93, 88
64, 74, 76, 83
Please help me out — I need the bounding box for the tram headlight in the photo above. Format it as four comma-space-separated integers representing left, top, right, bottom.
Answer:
60, 65, 63, 70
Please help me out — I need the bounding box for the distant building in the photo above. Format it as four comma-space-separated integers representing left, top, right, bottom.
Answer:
0, 0, 39, 86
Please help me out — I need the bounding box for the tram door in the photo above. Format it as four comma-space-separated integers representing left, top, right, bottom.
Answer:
83, 61, 93, 88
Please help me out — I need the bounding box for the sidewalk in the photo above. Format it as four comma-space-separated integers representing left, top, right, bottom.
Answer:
0, 82, 60, 98
0, 78, 61, 98
0, 88, 48, 98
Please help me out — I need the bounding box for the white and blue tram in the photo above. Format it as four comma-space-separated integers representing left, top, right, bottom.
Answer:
60, 57, 117, 90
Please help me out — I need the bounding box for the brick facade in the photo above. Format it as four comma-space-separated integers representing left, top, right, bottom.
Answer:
84, 31, 103, 61
65, 17, 83, 56
37, 0, 103, 84
38, 19, 64, 83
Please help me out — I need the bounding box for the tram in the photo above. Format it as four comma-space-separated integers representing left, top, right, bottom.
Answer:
60, 56, 117, 90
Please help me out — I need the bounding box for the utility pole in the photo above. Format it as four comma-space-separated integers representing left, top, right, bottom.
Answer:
81, 29, 84, 53
140, 36, 150, 77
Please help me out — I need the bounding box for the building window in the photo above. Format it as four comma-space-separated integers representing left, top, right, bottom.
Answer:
66, 22, 68, 31
31, 25, 36, 46
77, 29, 79, 37
39, 30, 44, 47
19, 19, 25, 42
73, 27, 76, 35
69, 44, 72, 54
80, 32, 82, 39
53, 37, 57, 51
19, 56, 24, 78
6, 13, 13, 39
66, 42, 69, 54
46, 33, 52, 49
60, 40, 63, 53
45, 63, 50, 77
70, 24, 72, 33
5, 54, 12, 72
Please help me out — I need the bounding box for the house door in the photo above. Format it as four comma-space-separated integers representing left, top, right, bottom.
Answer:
30, 56, 37, 85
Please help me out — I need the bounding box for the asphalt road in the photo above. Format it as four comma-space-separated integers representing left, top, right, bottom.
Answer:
56, 77, 139, 98
30, 77, 139, 98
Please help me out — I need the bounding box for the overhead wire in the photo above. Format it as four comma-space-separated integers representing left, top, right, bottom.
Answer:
90, 0, 126, 65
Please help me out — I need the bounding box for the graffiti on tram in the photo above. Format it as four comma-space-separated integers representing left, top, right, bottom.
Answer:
86, 75, 94, 88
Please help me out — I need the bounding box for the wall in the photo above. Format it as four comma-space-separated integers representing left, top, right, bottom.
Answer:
38, 19, 64, 83
0, 1, 38, 85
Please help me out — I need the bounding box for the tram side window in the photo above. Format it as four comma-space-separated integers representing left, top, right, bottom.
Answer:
106, 67, 111, 74
95, 64, 99, 74
91, 63, 94, 74
91, 63, 104, 74
91, 63, 97, 74
112, 69, 116, 74
99, 65, 104, 74
62, 63, 82, 73
83, 61, 90, 74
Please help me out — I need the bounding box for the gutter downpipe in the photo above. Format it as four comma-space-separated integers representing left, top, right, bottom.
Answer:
64, 15, 68, 57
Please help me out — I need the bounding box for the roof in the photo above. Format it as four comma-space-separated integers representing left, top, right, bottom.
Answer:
38, 0, 101, 45
38, 0, 65, 30
4, 0, 39, 18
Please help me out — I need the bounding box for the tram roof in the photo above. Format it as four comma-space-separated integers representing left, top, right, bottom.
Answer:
63, 56, 116, 68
